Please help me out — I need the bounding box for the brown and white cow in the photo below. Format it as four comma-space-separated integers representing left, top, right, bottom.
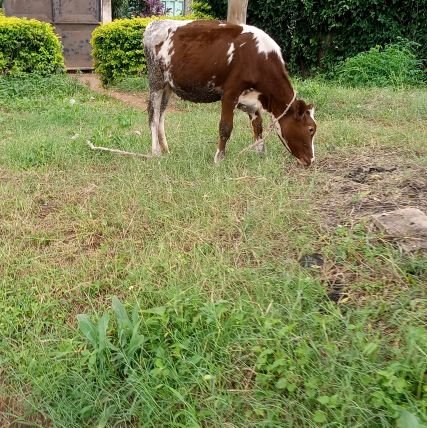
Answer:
143, 20, 316, 165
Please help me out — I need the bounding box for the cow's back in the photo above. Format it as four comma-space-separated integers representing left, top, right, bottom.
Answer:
144, 20, 284, 103
143, 19, 192, 52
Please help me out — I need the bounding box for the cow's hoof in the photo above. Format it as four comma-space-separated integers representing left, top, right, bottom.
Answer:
253, 142, 265, 155
214, 149, 225, 164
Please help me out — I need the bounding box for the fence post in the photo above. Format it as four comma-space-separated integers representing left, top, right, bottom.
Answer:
227, 0, 248, 24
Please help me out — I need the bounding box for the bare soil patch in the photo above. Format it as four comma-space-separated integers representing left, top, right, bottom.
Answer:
72, 73, 180, 112
297, 148, 427, 227
0, 375, 50, 428
293, 147, 427, 305
73, 73, 149, 110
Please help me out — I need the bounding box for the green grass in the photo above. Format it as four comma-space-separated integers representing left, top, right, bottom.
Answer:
109, 75, 150, 93
0, 75, 426, 427
334, 41, 426, 88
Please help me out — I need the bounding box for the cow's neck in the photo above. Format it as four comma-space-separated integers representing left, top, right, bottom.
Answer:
261, 73, 295, 119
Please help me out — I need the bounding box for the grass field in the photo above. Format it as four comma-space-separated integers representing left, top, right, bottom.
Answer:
0, 75, 426, 427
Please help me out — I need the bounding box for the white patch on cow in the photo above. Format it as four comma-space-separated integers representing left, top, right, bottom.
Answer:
144, 20, 191, 52
159, 109, 169, 153
311, 135, 315, 162
227, 43, 235, 65
308, 107, 316, 161
219, 23, 226, 27
144, 20, 192, 85
157, 32, 174, 68
214, 149, 225, 164
238, 90, 263, 112
240, 42, 246, 47
241, 25, 283, 61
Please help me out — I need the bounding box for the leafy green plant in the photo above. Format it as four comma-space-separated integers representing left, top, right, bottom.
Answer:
112, 0, 165, 19
70, 296, 245, 425
0, 16, 64, 76
191, 1, 215, 19
336, 41, 426, 87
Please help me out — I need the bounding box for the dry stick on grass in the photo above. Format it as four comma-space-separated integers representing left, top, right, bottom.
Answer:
86, 140, 153, 159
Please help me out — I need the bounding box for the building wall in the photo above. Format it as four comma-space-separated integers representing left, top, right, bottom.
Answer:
162, 0, 191, 16
4, 0, 111, 69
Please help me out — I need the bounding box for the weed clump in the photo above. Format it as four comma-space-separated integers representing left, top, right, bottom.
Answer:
335, 41, 426, 88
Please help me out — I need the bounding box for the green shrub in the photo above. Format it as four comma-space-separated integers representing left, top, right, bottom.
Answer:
191, 1, 215, 19
336, 41, 426, 88
0, 16, 64, 76
91, 15, 198, 85
199, 0, 426, 75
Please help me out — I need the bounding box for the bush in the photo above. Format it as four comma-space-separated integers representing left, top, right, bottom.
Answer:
336, 41, 426, 87
199, 0, 426, 75
0, 16, 64, 76
191, 1, 215, 19
91, 15, 199, 85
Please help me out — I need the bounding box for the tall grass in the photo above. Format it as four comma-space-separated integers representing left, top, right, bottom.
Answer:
336, 41, 426, 88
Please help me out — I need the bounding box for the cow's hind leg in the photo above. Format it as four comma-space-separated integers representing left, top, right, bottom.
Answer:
148, 90, 163, 156
158, 85, 172, 154
146, 49, 167, 156
249, 110, 265, 154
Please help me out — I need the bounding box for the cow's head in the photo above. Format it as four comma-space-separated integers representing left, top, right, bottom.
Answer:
276, 99, 317, 166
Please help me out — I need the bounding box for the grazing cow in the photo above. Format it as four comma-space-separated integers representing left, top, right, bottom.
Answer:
143, 20, 317, 166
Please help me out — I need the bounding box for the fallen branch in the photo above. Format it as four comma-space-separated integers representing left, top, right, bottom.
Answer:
86, 140, 153, 159
227, 176, 267, 181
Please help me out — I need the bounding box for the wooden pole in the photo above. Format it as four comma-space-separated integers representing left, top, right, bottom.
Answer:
102, 0, 112, 23
227, 0, 248, 25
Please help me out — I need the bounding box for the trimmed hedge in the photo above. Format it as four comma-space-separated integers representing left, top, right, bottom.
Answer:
91, 15, 197, 85
0, 16, 64, 76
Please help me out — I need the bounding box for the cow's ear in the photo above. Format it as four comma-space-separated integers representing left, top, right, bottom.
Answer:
293, 100, 306, 120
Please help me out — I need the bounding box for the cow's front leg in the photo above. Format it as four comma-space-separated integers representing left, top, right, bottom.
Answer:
214, 98, 235, 163
249, 110, 265, 154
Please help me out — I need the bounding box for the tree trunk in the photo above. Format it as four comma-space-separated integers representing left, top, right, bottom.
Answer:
227, 0, 248, 25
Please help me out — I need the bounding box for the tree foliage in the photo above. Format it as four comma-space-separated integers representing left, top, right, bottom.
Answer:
112, 0, 165, 19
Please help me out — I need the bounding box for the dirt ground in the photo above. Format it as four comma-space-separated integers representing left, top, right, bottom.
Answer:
293, 149, 427, 227
72, 73, 149, 110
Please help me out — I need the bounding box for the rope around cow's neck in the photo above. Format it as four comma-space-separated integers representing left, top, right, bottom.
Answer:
239, 91, 297, 155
